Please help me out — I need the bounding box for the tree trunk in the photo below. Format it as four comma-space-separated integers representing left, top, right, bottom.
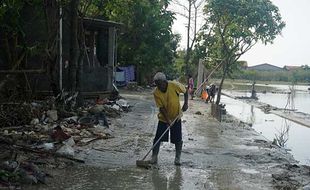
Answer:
216, 61, 228, 105
43, 0, 59, 96
76, 19, 85, 106
68, 0, 80, 92
185, 0, 192, 75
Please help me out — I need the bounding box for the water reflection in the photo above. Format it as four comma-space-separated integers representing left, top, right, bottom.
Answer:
152, 167, 183, 190
168, 167, 182, 190
284, 85, 296, 111
250, 105, 255, 124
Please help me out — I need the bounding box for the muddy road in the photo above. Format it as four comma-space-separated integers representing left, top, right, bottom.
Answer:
26, 93, 310, 190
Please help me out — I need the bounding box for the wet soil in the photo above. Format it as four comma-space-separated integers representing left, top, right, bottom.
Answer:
25, 93, 310, 190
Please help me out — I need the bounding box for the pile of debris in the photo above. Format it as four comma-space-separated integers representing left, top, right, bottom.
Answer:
0, 96, 132, 188
259, 104, 277, 114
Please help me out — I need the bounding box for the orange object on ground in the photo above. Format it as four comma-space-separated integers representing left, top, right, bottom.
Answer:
201, 90, 209, 100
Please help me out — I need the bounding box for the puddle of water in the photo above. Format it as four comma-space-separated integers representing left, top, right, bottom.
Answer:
221, 95, 310, 165
25, 165, 210, 190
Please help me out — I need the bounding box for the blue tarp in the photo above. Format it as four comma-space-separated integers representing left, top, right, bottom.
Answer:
117, 65, 135, 83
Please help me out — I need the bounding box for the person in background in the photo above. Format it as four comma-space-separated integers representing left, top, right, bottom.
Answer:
188, 74, 194, 100
206, 84, 216, 103
151, 72, 188, 165
201, 78, 209, 101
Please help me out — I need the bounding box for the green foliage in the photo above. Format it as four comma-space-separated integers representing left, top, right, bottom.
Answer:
0, 0, 180, 85
175, 49, 198, 77
0, 1, 24, 32
234, 69, 310, 83
200, 0, 285, 63
197, 0, 285, 104
0, 0, 43, 67
96, 0, 178, 83
174, 50, 185, 74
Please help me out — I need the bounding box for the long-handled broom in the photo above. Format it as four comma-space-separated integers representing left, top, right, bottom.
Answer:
136, 114, 181, 168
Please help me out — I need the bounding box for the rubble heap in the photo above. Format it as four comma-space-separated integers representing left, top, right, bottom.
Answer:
0, 95, 132, 188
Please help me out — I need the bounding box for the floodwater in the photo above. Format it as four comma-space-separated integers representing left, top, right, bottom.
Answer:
227, 84, 310, 114
258, 92, 310, 113
221, 95, 310, 165
234, 82, 310, 92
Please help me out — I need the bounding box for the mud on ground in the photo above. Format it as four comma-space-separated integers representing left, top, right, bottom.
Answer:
25, 92, 310, 190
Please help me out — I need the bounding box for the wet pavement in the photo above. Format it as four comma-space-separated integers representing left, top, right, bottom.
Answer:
25, 93, 309, 190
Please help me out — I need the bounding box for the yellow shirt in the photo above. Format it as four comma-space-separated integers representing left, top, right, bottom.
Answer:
153, 81, 186, 122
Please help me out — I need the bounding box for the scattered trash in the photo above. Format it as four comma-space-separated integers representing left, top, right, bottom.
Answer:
96, 97, 109, 105
78, 116, 97, 127
88, 105, 105, 114
116, 99, 131, 112
64, 116, 79, 123
56, 144, 75, 157
31, 118, 40, 125
36, 143, 54, 151
88, 104, 121, 117
3, 130, 9, 135
112, 104, 121, 111
0, 103, 43, 128
0, 161, 48, 186
95, 112, 109, 128
55, 90, 78, 110
51, 126, 71, 142
0, 95, 132, 187
116, 99, 128, 107
63, 137, 75, 147
80, 129, 92, 137
195, 111, 202, 115
46, 110, 58, 122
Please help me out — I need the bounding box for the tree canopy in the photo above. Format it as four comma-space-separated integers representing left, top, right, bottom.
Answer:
98, 0, 179, 83
0, 0, 180, 93
197, 0, 285, 104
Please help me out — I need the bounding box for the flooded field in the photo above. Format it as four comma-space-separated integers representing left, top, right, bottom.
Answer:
221, 94, 310, 165
258, 91, 310, 113
225, 83, 310, 113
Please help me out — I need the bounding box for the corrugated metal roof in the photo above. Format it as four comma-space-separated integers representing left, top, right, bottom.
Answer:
83, 18, 123, 29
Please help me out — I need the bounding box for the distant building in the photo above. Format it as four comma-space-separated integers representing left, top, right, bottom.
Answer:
283, 65, 301, 71
247, 63, 283, 71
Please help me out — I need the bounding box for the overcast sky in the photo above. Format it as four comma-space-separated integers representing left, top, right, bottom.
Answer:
171, 0, 310, 67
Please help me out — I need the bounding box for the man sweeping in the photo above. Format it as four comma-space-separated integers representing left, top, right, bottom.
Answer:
150, 72, 188, 165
